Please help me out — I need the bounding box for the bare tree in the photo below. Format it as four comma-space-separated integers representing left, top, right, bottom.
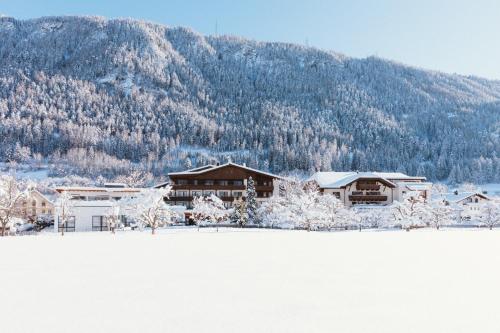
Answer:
123, 187, 176, 235
479, 200, 500, 230
105, 201, 121, 234
429, 200, 454, 230
192, 195, 227, 232
0, 176, 27, 236
55, 191, 75, 236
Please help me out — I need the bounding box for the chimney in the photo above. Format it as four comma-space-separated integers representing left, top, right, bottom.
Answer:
454, 190, 459, 195
216, 162, 220, 166
243, 163, 246, 167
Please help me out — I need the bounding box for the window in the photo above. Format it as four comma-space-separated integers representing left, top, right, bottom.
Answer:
88, 196, 109, 201
233, 180, 243, 186
176, 191, 188, 197
233, 191, 243, 198
332, 192, 340, 199
219, 191, 230, 197
58, 216, 75, 232
42, 209, 46, 214
92, 216, 108, 231
191, 190, 202, 197
204, 180, 214, 186
204, 190, 215, 196
32, 200, 36, 207
352, 191, 363, 195
217, 180, 229, 186
41, 202, 46, 207
176, 179, 188, 185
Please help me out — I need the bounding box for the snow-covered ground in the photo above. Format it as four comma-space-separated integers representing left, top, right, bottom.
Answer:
2, 228, 500, 332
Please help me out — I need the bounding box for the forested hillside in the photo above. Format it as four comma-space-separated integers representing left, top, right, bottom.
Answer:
0, 16, 499, 183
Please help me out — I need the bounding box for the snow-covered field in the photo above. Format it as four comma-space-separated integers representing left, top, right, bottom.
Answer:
2, 228, 500, 333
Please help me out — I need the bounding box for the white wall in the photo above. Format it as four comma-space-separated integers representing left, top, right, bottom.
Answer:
54, 203, 112, 232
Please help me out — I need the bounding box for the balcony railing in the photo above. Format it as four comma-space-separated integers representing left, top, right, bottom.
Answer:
356, 184, 381, 191
166, 195, 239, 202
172, 184, 246, 190
349, 195, 388, 202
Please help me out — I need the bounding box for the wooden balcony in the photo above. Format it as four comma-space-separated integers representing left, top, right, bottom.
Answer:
356, 184, 381, 191
172, 184, 246, 191
349, 195, 388, 202
166, 195, 239, 202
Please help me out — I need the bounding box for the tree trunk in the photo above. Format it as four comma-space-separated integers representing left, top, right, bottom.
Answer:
1, 226, 4, 237
61, 225, 64, 236
490, 225, 493, 230
436, 225, 440, 230
152, 226, 156, 235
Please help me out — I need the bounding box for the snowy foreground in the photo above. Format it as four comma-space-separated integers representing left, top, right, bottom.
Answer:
2, 228, 500, 333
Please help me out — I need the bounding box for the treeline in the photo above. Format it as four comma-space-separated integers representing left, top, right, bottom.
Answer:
0, 16, 499, 183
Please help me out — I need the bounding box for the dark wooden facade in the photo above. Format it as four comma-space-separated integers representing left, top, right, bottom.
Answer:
161, 163, 280, 209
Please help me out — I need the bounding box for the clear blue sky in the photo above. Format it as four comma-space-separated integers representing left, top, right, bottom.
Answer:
2, 0, 500, 79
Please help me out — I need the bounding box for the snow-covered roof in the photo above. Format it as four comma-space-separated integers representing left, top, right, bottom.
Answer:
168, 162, 285, 179
441, 192, 490, 204
308, 171, 401, 189
55, 186, 144, 193
403, 182, 433, 191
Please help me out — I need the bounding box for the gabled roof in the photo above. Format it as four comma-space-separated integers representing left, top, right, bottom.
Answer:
29, 189, 55, 204
402, 182, 433, 191
168, 162, 284, 179
308, 172, 398, 189
55, 186, 143, 193
441, 192, 490, 204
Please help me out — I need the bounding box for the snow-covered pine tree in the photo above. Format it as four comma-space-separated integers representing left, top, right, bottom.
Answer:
230, 199, 247, 227
246, 177, 258, 225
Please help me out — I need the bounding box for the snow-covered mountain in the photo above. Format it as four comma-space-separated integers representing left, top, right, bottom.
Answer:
0, 16, 498, 183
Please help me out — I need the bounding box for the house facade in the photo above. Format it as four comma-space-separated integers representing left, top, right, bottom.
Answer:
441, 192, 490, 220
308, 171, 432, 207
16, 190, 54, 221
53, 184, 142, 232
157, 162, 283, 210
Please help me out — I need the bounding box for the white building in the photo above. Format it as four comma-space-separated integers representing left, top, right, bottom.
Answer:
53, 184, 143, 232
308, 171, 432, 207
440, 191, 490, 221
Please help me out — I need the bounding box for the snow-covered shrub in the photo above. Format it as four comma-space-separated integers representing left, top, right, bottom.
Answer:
0, 176, 29, 236
192, 194, 228, 231
122, 187, 177, 234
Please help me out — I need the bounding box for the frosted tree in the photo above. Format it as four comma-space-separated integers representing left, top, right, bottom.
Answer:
192, 194, 227, 231
428, 200, 454, 230
114, 170, 153, 187
183, 157, 192, 170
478, 200, 500, 230
0, 176, 27, 236
230, 198, 247, 227
122, 187, 176, 235
390, 192, 429, 231
257, 195, 292, 229
291, 188, 324, 232
246, 177, 258, 224
316, 194, 348, 230
431, 184, 448, 197
356, 208, 387, 229
104, 201, 122, 234
55, 191, 76, 236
